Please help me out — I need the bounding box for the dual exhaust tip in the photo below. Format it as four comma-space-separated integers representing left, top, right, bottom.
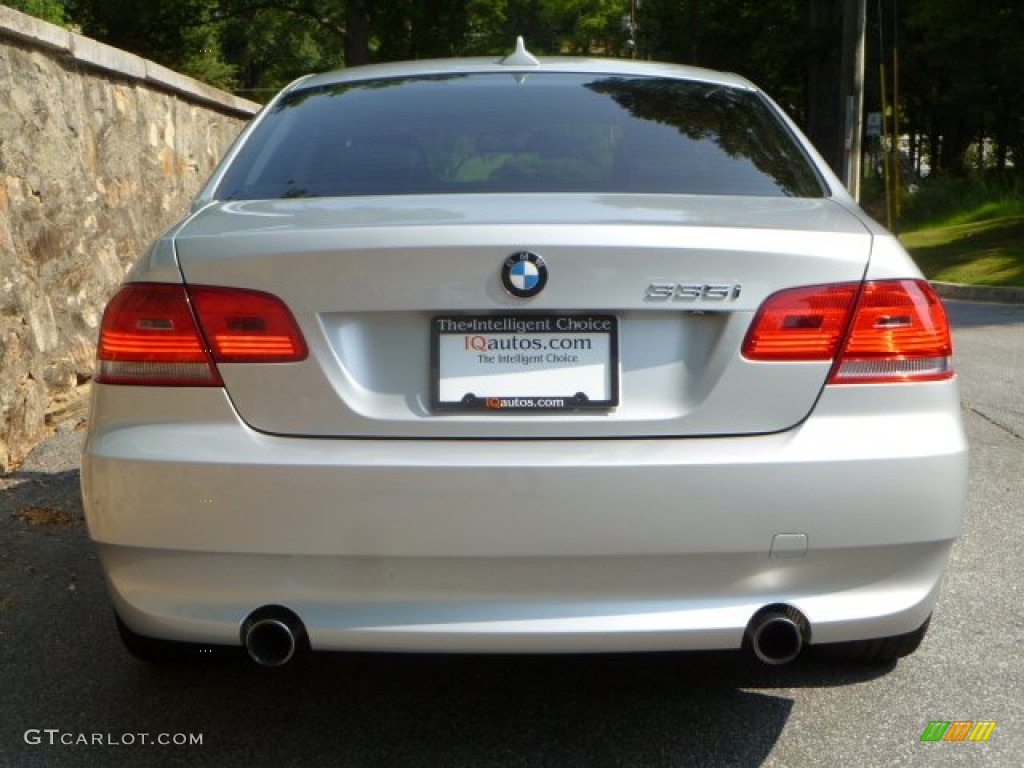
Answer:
240, 603, 810, 667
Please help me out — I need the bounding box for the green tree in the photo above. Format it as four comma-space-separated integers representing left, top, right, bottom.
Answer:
372, 0, 469, 60
53, 0, 1018, 181
68, 0, 238, 88
642, 1, 807, 117
218, 5, 345, 96
6, 0, 68, 25
537, 0, 630, 55
902, 0, 1024, 174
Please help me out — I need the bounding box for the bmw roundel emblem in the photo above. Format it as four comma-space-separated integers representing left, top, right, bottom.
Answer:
501, 252, 548, 298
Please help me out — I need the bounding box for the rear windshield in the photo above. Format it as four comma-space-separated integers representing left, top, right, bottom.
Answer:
215, 72, 826, 200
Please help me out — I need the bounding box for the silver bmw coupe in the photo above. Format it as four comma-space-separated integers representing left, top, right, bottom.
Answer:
82, 41, 967, 666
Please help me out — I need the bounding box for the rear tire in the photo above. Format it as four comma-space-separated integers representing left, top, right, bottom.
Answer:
810, 615, 931, 663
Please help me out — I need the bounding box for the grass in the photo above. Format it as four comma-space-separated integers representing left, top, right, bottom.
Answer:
900, 215, 1024, 287
890, 174, 1024, 287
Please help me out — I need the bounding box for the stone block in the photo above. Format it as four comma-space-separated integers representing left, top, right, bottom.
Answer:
0, 5, 70, 54
70, 33, 147, 80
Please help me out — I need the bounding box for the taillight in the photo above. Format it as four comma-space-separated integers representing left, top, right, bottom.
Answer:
188, 286, 308, 363
96, 283, 307, 386
97, 284, 221, 386
742, 279, 953, 384
741, 283, 859, 360
830, 279, 952, 383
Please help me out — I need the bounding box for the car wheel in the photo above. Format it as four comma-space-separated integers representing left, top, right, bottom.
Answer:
810, 616, 931, 663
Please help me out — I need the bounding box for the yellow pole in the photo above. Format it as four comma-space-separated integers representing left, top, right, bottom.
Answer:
892, 39, 902, 229
879, 60, 894, 231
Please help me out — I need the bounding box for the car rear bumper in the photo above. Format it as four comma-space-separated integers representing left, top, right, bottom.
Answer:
82, 381, 967, 652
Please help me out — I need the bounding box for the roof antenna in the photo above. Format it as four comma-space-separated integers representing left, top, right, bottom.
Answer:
500, 36, 540, 67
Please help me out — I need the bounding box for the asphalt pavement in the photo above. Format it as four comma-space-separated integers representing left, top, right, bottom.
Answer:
0, 299, 1021, 767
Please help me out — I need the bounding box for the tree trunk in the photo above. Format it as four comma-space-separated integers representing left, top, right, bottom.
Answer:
939, 116, 971, 174
345, 0, 371, 67
687, 0, 701, 64
806, 0, 844, 175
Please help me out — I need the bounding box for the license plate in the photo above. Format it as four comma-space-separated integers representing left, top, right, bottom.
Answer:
431, 315, 619, 411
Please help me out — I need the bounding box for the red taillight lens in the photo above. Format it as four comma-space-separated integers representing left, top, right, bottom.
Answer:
189, 286, 308, 363
96, 283, 307, 386
97, 283, 221, 386
742, 283, 860, 361
743, 279, 953, 384
830, 279, 952, 383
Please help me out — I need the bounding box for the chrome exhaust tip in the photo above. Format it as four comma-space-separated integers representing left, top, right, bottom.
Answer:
241, 606, 307, 667
746, 605, 810, 666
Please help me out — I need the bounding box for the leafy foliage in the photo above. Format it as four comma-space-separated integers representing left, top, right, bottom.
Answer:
902, 0, 1024, 173
12, 0, 1024, 179
67, 0, 239, 88
6, 0, 67, 25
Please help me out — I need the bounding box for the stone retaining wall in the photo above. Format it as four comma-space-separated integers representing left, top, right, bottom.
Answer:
0, 7, 259, 470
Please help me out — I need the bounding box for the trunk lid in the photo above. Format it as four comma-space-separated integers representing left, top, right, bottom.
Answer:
173, 193, 872, 438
